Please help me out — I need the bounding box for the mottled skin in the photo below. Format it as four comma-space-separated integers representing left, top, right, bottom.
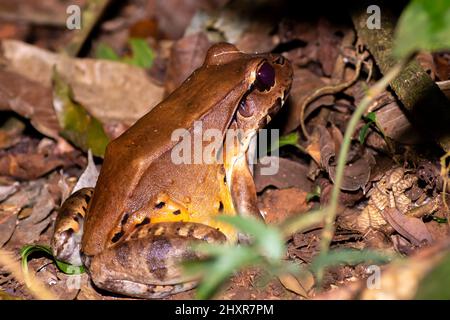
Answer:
51, 43, 292, 298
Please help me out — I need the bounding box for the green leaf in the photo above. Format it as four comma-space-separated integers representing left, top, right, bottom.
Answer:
310, 249, 393, 275
271, 131, 302, 152
218, 215, 285, 261
52, 69, 109, 157
415, 252, 450, 299
20, 244, 85, 275
394, 0, 450, 58
123, 38, 154, 69
358, 112, 377, 144
432, 216, 448, 223
95, 43, 120, 61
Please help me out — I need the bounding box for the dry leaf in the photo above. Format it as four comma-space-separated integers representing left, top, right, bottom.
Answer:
382, 208, 433, 246
254, 156, 313, 193
1, 40, 164, 127
258, 188, 311, 224
0, 69, 60, 139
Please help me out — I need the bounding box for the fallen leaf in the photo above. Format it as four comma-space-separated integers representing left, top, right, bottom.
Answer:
258, 188, 311, 224
254, 156, 313, 193
0, 69, 60, 139
1, 40, 164, 127
0, 138, 72, 180
278, 272, 314, 298
0, 182, 19, 202
9, 184, 56, 245
382, 208, 433, 246
72, 150, 99, 194
164, 32, 211, 95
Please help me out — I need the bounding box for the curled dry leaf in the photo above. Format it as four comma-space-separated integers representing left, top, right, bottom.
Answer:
311, 124, 372, 191
0, 69, 60, 139
382, 208, 433, 246
9, 183, 56, 245
1, 40, 164, 127
164, 32, 211, 95
254, 156, 313, 193
0, 138, 72, 180
72, 150, 99, 194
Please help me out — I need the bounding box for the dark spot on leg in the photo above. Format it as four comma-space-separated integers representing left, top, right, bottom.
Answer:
146, 237, 172, 281
136, 217, 150, 227
111, 231, 124, 243
218, 201, 224, 212
187, 225, 195, 238
83, 193, 91, 203
173, 210, 181, 215
121, 213, 129, 225
155, 202, 165, 209
115, 242, 131, 267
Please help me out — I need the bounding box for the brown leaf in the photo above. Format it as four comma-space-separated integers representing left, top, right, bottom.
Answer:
164, 32, 211, 95
0, 138, 70, 180
278, 271, 314, 298
254, 156, 313, 193
1, 40, 164, 127
258, 188, 311, 224
9, 184, 56, 245
0, 206, 17, 247
382, 208, 433, 246
0, 69, 60, 139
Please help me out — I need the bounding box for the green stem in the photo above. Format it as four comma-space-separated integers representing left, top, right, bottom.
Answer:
319, 57, 411, 258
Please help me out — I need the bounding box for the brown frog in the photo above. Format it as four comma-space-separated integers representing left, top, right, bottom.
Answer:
51, 43, 293, 298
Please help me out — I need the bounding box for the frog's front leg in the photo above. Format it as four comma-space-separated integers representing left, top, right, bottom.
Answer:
229, 150, 264, 221
85, 222, 226, 299
51, 188, 94, 266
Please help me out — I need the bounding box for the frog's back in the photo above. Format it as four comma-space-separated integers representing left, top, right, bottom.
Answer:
82, 51, 259, 255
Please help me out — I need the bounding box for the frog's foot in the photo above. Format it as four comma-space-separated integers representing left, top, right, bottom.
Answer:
51, 188, 94, 266
84, 222, 226, 299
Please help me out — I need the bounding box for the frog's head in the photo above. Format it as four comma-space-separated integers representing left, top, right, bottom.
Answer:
204, 43, 293, 133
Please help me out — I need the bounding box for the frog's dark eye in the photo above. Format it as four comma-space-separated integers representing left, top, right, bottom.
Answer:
255, 62, 275, 91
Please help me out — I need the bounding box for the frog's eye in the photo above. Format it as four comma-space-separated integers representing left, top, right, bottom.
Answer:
255, 61, 275, 91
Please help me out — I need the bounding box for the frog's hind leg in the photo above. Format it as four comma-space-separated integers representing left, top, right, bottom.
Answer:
86, 222, 226, 299
51, 188, 94, 266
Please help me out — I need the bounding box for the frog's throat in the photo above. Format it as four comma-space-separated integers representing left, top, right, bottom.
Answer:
225, 130, 257, 195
